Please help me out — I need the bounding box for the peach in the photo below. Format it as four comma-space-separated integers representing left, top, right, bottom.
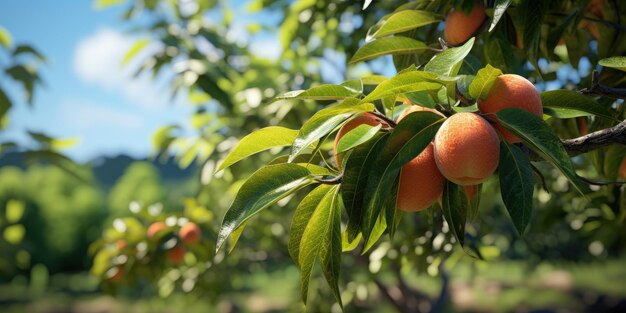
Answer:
179, 222, 202, 245
433, 113, 500, 185
478, 74, 543, 143
396, 144, 446, 212
167, 245, 185, 264
395, 105, 446, 212
147, 222, 167, 239
333, 112, 387, 168
398, 103, 445, 120
444, 2, 486, 46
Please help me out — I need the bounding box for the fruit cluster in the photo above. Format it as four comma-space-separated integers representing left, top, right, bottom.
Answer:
333, 74, 543, 212
104, 221, 203, 283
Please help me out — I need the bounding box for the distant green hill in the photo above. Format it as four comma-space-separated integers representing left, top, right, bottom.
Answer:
0, 152, 197, 189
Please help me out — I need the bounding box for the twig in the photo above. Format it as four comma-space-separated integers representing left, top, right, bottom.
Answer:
580, 71, 626, 100
547, 12, 626, 32
577, 175, 626, 186
372, 109, 398, 127
315, 174, 343, 185
561, 119, 626, 156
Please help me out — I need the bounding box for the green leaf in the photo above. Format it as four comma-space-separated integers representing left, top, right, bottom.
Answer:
363, 212, 387, 252
361, 112, 444, 243
424, 37, 475, 77
336, 123, 382, 153
0, 26, 12, 48
361, 75, 388, 85
342, 232, 361, 252
484, 37, 517, 73
518, 0, 550, 67
13, 45, 46, 62
0, 88, 11, 121
196, 75, 234, 112
488, 0, 512, 32
496, 108, 586, 195
289, 185, 333, 263
372, 10, 441, 38
6, 65, 36, 103
361, 71, 451, 103
319, 189, 343, 308
289, 98, 374, 162
342, 133, 389, 242
122, 39, 150, 65
441, 181, 468, 246
384, 180, 402, 239
599, 57, 626, 72
228, 222, 247, 254
273, 84, 361, 102
341, 79, 364, 93
94, 0, 125, 9
216, 164, 316, 252
468, 64, 502, 100
451, 104, 479, 113
299, 185, 339, 304
602, 147, 626, 180
216, 126, 300, 173
467, 184, 482, 221
349, 37, 429, 64
499, 142, 535, 234
541, 90, 615, 120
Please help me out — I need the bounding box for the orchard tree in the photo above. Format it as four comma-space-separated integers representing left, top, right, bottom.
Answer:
93, 0, 626, 311
214, 0, 626, 310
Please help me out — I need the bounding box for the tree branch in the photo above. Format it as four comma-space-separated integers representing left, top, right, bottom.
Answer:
561, 119, 626, 156
580, 71, 626, 100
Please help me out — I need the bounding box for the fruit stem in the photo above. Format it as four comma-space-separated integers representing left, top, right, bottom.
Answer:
372, 110, 397, 128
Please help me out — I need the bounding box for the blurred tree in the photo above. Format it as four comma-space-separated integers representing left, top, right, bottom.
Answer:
0, 165, 105, 277
90, 0, 626, 312
108, 162, 166, 216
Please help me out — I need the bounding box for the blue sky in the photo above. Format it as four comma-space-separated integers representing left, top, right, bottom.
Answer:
0, 0, 282, 162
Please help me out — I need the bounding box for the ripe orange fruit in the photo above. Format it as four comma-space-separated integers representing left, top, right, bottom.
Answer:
478, 74, 543, 143
444, 2, 486, 46
179, 222, 202, 245
333, 112, 387, 168
397, 144, 446, 212
147, 222, 167, 239
395, 104, 446, 212
433, 113, 500, 185
167, 245, 185, 264
398, 103, 445, 120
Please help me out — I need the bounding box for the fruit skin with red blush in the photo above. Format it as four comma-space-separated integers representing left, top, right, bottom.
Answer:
395, 104, 447, 212
443, 2, 486, 46
333, 113, 388, 169
167, 245, 185, 264
478, 74, 543, 143
433, 112, 500, 186
179, 222, 202, 245
147, 222, 167, 239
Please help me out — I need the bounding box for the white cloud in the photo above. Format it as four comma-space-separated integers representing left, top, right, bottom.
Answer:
73, 28, 174, 111
61, 99, 144, 129
249, 37, 281, 61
